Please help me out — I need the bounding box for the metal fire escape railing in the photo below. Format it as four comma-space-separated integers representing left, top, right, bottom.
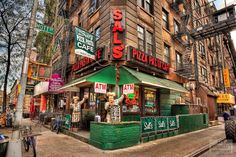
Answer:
69, 0, 82, 16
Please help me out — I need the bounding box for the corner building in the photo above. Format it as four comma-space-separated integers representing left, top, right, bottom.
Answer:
54, 0, 190, 124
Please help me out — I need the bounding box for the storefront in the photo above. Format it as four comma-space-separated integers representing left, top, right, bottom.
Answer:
216, 94, 235, 116
60, 65, 188, 125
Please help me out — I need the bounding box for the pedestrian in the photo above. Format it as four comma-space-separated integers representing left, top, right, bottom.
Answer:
63, 98, 66, 112
223, 109, 230, 121
60, 98, 64, 110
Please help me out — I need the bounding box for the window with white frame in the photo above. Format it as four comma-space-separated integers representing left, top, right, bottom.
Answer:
137, 25, 154, 55
201, 67, 207, 81
174, 19, 180, 34
137, 25, 145, 52
162, 9, 169, 30
176, 51, 183, 70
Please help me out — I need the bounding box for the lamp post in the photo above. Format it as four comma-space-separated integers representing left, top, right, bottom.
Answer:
184, 82, 195, 113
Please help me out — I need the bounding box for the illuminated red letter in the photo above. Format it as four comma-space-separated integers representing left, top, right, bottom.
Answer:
112, 44, 124, 59
113, 9, 122, 21
113, 32, 122, 44
112, 21, 123, 32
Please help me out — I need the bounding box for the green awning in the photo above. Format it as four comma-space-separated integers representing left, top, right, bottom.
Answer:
59, 65, 188, 93
87, 65, 139, 85
122, 67, 188, 93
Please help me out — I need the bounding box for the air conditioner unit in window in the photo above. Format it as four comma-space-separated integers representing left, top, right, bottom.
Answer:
196, 97, 201, 105
88, 7, 95, 16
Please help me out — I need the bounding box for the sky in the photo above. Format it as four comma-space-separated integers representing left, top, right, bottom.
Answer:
214, 0, 236, 48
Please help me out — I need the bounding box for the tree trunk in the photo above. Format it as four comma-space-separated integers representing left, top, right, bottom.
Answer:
3, 36, 11, 113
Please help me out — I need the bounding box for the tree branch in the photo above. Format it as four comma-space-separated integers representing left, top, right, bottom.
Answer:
0, 1, 10, 34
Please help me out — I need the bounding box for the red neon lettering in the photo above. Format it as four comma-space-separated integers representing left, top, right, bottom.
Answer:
112, 44, 124, 59
113, 9, 122, 21
113, 32, 122, 44
113, 21, 123, 32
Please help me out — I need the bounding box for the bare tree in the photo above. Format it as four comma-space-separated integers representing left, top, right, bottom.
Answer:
0, 0, 32, 112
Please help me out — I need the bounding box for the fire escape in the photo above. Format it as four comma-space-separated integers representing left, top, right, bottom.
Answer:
58, 0, 81, 80
190, 4, 236, 90
168, 0, 194, 78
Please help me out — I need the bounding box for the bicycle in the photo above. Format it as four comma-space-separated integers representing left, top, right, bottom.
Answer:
50, 114, 65, 134
20, 125, 41, 157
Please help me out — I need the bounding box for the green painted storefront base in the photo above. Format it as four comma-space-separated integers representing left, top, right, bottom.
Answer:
178, 114, 209, 134
141, 130, 179, 143
89, 122, 141, 150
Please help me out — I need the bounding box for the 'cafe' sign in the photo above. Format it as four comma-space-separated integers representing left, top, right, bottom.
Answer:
112, 9, 125, 60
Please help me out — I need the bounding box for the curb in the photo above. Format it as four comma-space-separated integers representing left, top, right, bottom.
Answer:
184, 137, 226, 157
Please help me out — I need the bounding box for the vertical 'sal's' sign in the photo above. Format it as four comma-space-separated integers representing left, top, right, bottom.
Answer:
75, 27, 96, 59
112, 9, 125, 60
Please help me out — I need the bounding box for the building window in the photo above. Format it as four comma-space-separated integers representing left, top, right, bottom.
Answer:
137, 25, 154, 54
89, 0, 101, 16
176, 52, 183, 70
95, 26, 100, 41
201, 67, 207, 81
138, 0, 153, 14
174, 20, 180, 34
195, 0, 201, 15
146, 31, 153, 55
137, 25, 145, 52
164, 44, 170, 63
162, 9, 169, 30
199, 42, 205, 58
78, 11, 82, 27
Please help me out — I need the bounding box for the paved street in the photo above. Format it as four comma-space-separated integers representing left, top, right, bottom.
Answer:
199, 140, 236, 157
18, 119, 225, 157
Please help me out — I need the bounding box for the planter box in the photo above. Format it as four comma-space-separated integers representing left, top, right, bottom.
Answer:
90, 122, 141, 150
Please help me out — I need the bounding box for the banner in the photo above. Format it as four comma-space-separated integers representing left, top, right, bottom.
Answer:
223, 68, 230, 87
48, 73, 64, 92
141, 117, 155, 133
75, 27, 96, 59
94, 82, 107, 94
123, 84, 134, 94
141, 116, 178, 133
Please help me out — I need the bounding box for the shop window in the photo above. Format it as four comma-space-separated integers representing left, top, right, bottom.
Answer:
89, 88, 96, 110
176, 51, 183, 70
144, 88, 157, 114
123, 86, 140, 113
164, 43, 170, 64
138, 0, 154, 14
162, 9, 169, 30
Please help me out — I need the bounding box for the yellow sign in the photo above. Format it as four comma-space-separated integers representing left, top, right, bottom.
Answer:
223, 68, 230, 87
217, 94, 235, 104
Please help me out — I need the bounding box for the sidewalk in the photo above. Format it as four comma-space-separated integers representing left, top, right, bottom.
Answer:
32, 122, 225, 157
